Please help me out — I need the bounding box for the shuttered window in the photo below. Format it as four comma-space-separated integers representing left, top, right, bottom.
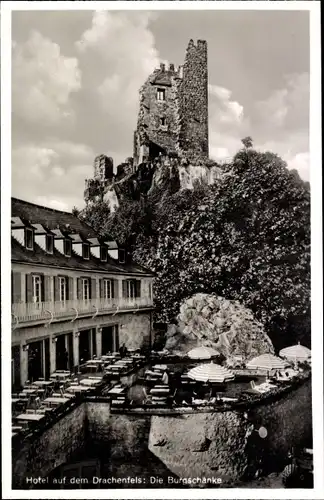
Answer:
32, 275, 42, 304
11, 272, 22, 304
122, 279, 141, 299
82, 278, 90, 300
59, 277, 67, 302
103, 279, 112, 299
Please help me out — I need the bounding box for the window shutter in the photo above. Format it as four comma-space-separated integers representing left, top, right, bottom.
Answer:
68, 277, 74, 300
122, 280, 127, 298
54, 277, 60, 301
77, 278, 82, 300
25, 274, 33, 303
44, 275, 51, 303
113, 279, 119, 299
39, 274, 45, 302
91, 278, 97, 299
12, 272, 22, 303
100, 279, 104, 299
135, 279, 141, 298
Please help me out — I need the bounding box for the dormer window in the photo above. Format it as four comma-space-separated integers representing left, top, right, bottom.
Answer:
100, 246, 107, 262
83, 244, 90, 260
25, 228, 34, 250
119, 249, 126, 264
64, 239, 71, 257
46, 234, 54, 254
157, 88, 165, 101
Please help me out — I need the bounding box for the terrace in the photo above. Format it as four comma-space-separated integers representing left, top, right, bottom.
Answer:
11, 349, 311, 443
12, 296, 153, 326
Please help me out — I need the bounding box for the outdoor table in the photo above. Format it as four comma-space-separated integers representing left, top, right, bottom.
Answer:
22, 389, 37, 395
33, 380, 54, 387
85, 364, 99, 372
88, 376, 103, 380
16, 413, 45, 422
150, 388, 170, 395
50, 373, 70, 380
86, 359, 103, 364
107, 387, 125, 395
44, 397, 69, 405
12, 398, 22, 404
153, 364, 168, 370
152, 395, 167, 401
145, 370, 161, 376
80, 379, 101, 386
66, 385, 91, 393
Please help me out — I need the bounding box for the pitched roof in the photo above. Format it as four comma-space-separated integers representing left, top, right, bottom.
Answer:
11, 198, 155, 277
11, 197, 96, 239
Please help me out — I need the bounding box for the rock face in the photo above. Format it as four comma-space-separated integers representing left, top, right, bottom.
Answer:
166, 293, 274, 362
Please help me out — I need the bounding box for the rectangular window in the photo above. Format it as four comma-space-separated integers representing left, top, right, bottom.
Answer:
100, 246, 107, 262
127, 280, 136, 299
103, 279, 112, 300
64, 239, 71, 257
46, 234, 54, 254
157, 88, 165, 101
83, 244, 90, 260
82, 278, 90, 301
119, 249, 126, 264
25, 228, 34, 250
59, 277, 67, 302
32, 275, 42, 304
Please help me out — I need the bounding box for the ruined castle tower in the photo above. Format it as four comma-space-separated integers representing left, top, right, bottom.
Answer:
133, 39, 209, 165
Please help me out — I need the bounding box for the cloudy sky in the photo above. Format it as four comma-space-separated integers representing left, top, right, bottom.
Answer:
12, 9, 310, 211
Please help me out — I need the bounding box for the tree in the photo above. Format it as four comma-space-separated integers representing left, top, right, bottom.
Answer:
134, 148, 310, 350
78, 201, 111, 236
241, 136, 253, 149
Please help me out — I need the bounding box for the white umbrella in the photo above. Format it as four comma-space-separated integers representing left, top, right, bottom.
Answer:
187, 346, 219, 360
246, 353, 288, 371
187, 362, 234, 383
279, 342, 311, 362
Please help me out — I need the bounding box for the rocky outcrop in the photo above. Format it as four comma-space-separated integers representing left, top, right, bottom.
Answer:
165, 293, 274, 362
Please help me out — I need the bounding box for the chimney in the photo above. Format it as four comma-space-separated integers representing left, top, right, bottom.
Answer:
169, 63, 175, 71
160, 63, 165, 72
178, 65, 184, 78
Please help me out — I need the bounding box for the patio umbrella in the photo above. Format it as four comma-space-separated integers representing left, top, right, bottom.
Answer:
279, 343, 311, 362
246, 354, 288, 371
187, 346, 220, 360
187, 362, 234, 383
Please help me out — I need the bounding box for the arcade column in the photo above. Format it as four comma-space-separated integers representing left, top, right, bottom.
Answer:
49, 335, 56, 374
96, 327, 102, 358
73, 331, 80, 368
20, 342, 28, 386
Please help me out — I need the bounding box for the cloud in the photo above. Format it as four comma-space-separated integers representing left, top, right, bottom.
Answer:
12, 141, 95, 210
12, 31, 81, 125
285, 152, 310, 182
76, 11, 160, 123
208, 84, 246, 161
255, 72, 309, 131
209, 84, 244, 125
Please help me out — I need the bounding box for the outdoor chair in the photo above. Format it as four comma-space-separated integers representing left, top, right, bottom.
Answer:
250, 380, 269, 394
